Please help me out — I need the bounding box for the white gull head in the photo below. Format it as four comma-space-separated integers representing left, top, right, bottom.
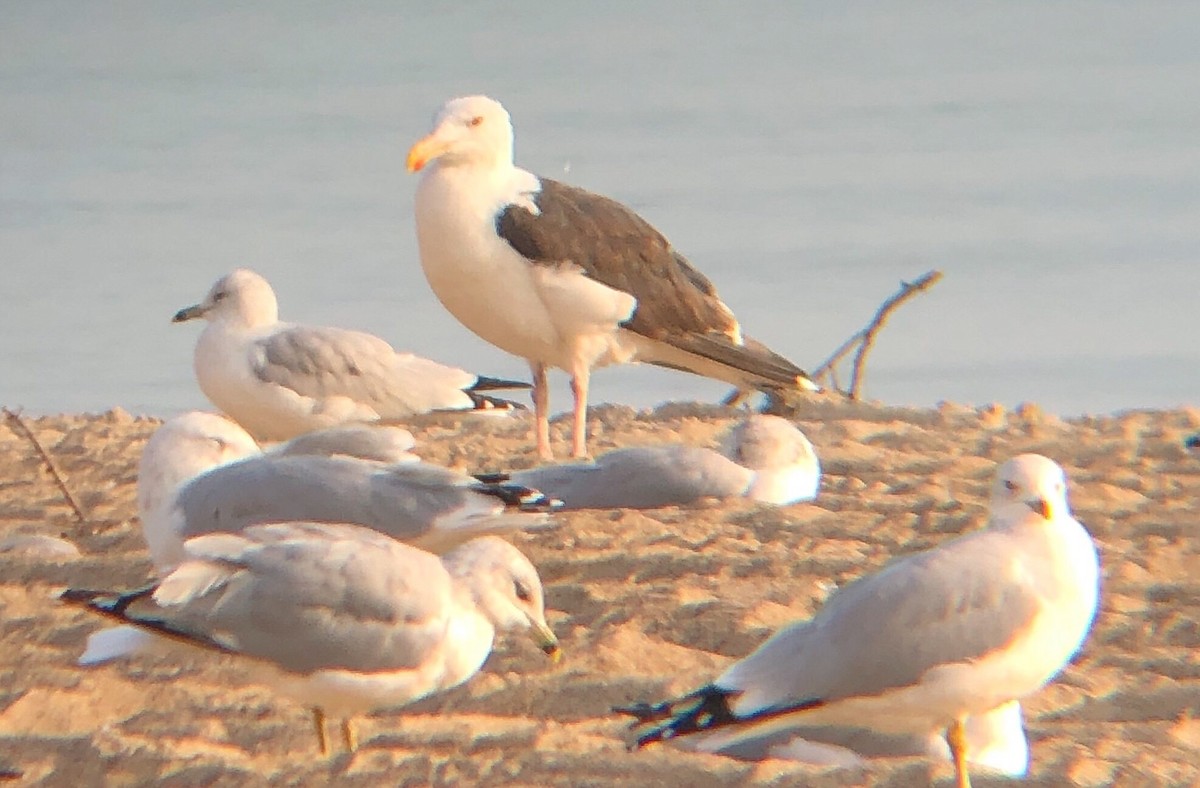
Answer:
407, 95, 515, 173
172, 268, 279, 332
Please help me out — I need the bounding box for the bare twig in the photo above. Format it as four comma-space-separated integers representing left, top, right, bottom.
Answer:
4, 407, 87, 524
811, 270, 943, 400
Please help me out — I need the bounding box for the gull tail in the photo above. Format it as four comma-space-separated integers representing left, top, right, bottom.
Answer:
637, 333, 819, 395
79, 625, 157, 665
615, 684, 824, 749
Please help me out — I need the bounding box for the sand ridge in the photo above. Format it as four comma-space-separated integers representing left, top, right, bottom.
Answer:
1, 399, 1198, 786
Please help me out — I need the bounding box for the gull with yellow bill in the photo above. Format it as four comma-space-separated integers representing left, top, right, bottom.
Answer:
619, 454, 1099, 787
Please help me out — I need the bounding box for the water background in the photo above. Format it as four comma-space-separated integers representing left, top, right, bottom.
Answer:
3, 2, 1198, 419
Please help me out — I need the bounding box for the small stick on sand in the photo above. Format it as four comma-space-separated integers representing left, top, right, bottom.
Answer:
811, 270, 943, 400
3, 407, 88, 524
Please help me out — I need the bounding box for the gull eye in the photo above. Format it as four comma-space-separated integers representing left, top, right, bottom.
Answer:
213, 291, 227, 302
469, 115, 484, 127
514, 581, 531, 602
1003, 480, 1018, 492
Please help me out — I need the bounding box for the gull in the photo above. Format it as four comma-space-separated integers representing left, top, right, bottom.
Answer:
476, 415, 819, 509
172, 268, 531, 441
618, 454, 1099, 787
407, 95, 816, 460
133, 412, 559, 576
64, 525, 560, 755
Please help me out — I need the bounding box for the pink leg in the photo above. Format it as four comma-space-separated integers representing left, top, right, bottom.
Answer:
530, 361, 553, 461
569, 366, 590, 459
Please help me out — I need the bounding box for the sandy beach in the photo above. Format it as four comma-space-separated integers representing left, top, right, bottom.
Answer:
1, 398, 1198, 786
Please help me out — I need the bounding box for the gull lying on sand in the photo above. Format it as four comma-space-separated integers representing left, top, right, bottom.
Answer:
136, 412, 559, 575
477, 415, 819, 509
64, 525, 560, 755
173, 268, 531, 441
619, 454, 1099, 787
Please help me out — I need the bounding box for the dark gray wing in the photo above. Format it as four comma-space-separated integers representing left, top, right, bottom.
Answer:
496, 178, 743, 342
496, 178, 811, 388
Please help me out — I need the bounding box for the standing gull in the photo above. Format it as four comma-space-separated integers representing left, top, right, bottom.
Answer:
477, 414, 819, 509
618, 454, 1099, 787
407, 95, 816, 460
173, 268, 530, 441
64, 524, 560, 755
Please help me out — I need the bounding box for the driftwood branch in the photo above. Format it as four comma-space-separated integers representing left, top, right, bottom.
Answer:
811, 270, 943, 401
4, 407, 87, 524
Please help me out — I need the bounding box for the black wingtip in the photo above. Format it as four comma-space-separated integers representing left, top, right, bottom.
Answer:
59, 587, 105, 605
617, 685, 742, 748
469, 375, 533, 393
619, 686, 826, 750
472, 471, 513, 485
473, 481, 564, 512
61, 583, 157, 617
613, 700, 675, 724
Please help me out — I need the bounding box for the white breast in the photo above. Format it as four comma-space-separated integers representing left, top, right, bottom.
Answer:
414, 166, 638, 372
415, 168, 566, 363
194, 324, 355, 440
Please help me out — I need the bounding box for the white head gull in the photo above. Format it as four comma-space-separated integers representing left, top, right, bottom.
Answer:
619, 454, 1099, 787
63, 526, 559, 755
479, 414, 819, 509
172, 268, 530, 441
407, 96, 816, 460
134, 412, 559, 576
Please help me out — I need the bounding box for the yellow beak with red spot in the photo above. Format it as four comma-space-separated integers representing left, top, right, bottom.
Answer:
407, 133, 452, 172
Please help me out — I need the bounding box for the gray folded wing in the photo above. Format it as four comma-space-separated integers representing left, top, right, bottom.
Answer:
157, 522, 455, 674
721, 524, 1049, 711
249, 324, 478, 415
271, 425, 418, 464
176, 454, 532, 548
510, 446, 753, 510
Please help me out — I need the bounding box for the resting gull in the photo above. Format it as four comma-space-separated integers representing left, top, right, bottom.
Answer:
477, 414, 819, 509
173, 268, 530, 441
407, 95, 816, 460
64, 525, 560, 755
134, 412, 559, 576
618, 454, 1099, 787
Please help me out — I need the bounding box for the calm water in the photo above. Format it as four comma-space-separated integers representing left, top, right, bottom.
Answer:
3, 2, 1198, 419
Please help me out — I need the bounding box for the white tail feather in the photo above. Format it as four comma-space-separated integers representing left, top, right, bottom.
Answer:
79, 625, 157, 665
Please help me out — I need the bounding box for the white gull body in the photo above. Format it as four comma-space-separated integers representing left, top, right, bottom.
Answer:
495, 415, 820, 509
623, 454, 1099, 787
173, 268, 528, 441
408, 95, 814, 460
133, 412, 556, 576
66, 525, 559, 755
